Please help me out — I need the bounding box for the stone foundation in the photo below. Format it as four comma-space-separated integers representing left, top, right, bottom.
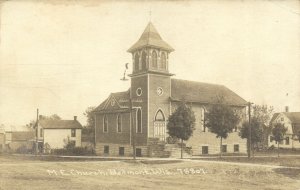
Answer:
95, 143, 148, 157
96, 137, 247, 157
192, 142, 247, 155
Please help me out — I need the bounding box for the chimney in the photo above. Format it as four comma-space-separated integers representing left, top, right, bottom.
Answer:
285, 106, 289, 113
74, 116, 77, 121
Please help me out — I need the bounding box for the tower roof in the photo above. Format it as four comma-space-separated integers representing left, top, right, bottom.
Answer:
128, 22, 174, 53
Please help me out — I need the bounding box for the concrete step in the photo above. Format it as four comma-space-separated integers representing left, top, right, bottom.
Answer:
148, 142, 192, 158
167, 145, 192, 158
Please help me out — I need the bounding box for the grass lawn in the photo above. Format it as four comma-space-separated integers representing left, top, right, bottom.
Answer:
0, 155, 299, 190
254, 148, 300, 156
195, 156, 300, 168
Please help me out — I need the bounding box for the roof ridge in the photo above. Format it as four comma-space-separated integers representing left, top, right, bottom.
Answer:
111, 89, 130, 94
171, 78, 247, 106
274, 112, 300, 115
147, 22, 151, 45
171, 78, 224, 87
40, 119, 78, 123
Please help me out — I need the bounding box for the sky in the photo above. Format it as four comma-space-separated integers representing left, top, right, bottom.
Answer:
0, 0, 299, 129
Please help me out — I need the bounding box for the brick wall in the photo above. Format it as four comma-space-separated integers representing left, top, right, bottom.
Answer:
188, 105, 247, 155
130, 74, 148, 145
95, 142, 148, 157
148, 74, 171, 138
95, 112, 131, 144
170, 103, 248, 155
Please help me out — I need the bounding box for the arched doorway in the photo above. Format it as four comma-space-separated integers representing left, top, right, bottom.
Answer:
154, 109, 166, 141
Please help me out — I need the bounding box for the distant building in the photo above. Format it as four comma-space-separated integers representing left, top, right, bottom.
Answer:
0, 127, 5, 152
93, 22, 248, 157
269, 112, 300, 149
36, 116, 83, 150
5, 131, 35, 152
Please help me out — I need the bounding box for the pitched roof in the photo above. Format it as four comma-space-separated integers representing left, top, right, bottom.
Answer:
11, 131, 35, 141
284, 112, 300, 124
270, 113, 300, 134
95, 79, 247, 113
112, 90, 130, 108
94, 89, 130, 111
270, 112, 300, 124
39, 119, 82, 129
170, 79, 247, 106
128, 22, 174, 53
270, 113, 280, 124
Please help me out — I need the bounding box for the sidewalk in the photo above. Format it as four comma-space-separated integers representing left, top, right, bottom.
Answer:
12, 153, 181, 161
192, 154, 300, 159
11, 153, 300, 160
6, 154, 300, 170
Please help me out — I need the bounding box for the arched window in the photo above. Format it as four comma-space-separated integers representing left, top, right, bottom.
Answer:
141, 51, 147, 70
155, 109, 165, 121
103, 115, 108, 133
117, 114, 122, 133
160, 52, 166, 70
151, 51, 157, 68
134, 54, 139, 71
136, 108, 142, 133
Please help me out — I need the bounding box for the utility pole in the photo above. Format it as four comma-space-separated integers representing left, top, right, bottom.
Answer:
121, 63, 136, 160
35, 108, 39, 156
248, 102, 252, 159
128, 92, 136, 160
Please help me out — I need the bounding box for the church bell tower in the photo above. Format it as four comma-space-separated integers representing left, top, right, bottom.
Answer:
127, 22, 174, 142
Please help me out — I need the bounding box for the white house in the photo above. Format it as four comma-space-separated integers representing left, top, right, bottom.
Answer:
269, 112, 300, 149
37, 116, 82, 150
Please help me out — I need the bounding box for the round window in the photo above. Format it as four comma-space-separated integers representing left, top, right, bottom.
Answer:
157, 87, 163, 96
136, 88, 142, 96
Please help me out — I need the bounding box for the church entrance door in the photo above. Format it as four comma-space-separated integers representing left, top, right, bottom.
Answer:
154, 121, 166, 141
154, 109, 166, 141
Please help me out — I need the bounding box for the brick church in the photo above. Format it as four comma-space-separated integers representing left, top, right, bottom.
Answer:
94, 22, 248, 157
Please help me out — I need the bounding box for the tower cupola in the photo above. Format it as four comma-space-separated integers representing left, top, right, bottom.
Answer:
128, 22, 174, 75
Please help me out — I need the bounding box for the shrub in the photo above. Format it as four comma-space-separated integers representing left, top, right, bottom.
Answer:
71, 147, 95, 155
16, 145, 31, 154
65, 140, 76, 150
185, 146, 193, 155
52, 146, 95, 156
268, 145, 275, 150
52, 138, 95, 156
52, 148, 66, 155
166, 136, 178, 144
